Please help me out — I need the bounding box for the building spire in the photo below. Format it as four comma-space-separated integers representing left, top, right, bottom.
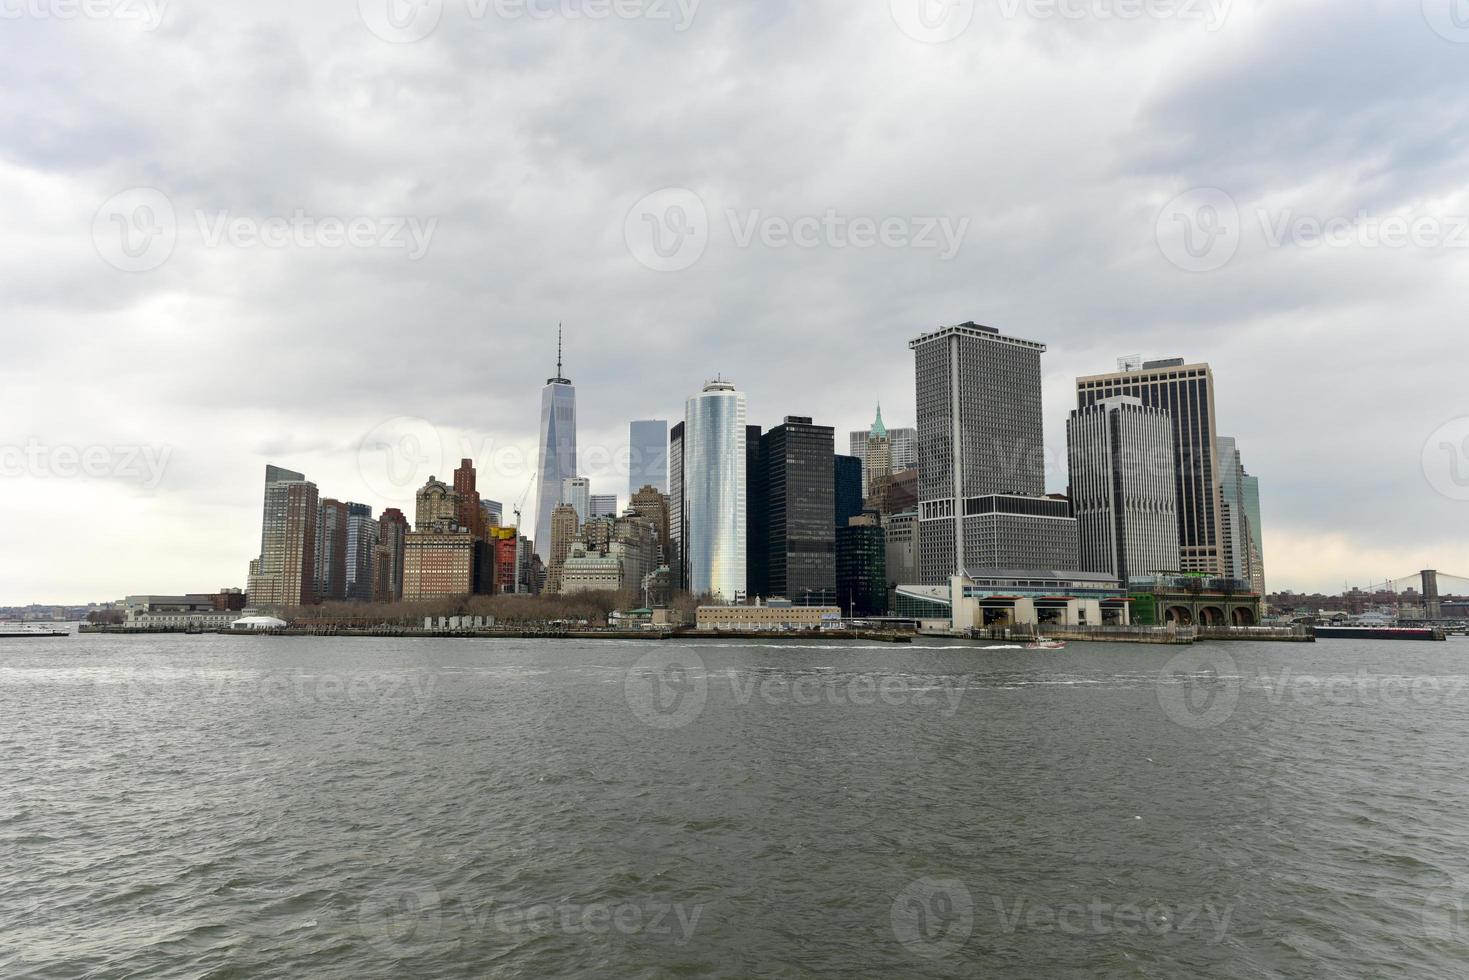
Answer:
548, 323, 571, 385
870, 400, 887, 438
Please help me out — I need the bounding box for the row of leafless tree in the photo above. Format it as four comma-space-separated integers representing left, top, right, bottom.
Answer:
282, 590, 708, 627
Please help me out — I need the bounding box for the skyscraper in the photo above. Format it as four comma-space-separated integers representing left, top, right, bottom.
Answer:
403, 474, 486, 600
246, 465, 318, 609
746, 423, 764, 599
755, 417, 837, 604
534, 327, 577, 561
1218, 436, 1266, 593
910, 321, 1075, 583
864, 404, 893, 511
314, 498, 350, 602
454, 458, 485, 538
590, 494, 618, 520
629, 485, 672, 564
669, 421, 684, 588
374, 508, 409, 603
1076, 358, 1224, 575
837, 513, 887, 617
561, 476, 591, 524
344, 502, 379, 602
850, 421, 916, 496
834, 455, 863, 529
1067, 397, 1180, 585
547, 503, 580, 593
680, 379, 747, 601
414, 476, 457, 530
628, 419, 670, 496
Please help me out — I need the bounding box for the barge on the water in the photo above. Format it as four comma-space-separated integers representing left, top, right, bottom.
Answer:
1313, 626, 1446, 642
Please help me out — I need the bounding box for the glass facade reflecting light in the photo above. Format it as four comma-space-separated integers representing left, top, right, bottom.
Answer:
682, 381, 747, 601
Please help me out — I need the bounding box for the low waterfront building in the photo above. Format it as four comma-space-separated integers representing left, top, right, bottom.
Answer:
1129, 574, 1263, 627
696, 601, 843, 631
124, 594, 244, 629
894, 569, 1132, 632
232, 615, 288, 631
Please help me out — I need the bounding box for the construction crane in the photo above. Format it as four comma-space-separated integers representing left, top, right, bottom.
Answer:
510, 472, 537, 594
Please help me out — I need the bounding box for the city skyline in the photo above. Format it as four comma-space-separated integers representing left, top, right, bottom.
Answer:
4, 321, 1462, 603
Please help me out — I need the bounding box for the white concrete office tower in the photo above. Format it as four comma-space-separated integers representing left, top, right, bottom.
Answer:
561, 476, 591, 524
1218, 437, 1266, 594
1067, 397, 1181, 585
628, 420, 670, 496
681, 379, 748, 601
911, 322, 1075, 584
534, 327, 577, 561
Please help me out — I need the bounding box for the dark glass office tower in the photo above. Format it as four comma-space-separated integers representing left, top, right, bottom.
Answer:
837, 514, 887, 617
747, 424, 766, 599
753, 417, 836, 605
834, 455, 862, 529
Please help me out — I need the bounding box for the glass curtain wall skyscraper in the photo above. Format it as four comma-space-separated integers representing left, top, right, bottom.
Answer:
628, 420, 669, 496
680, 380, 747, 601
534, 327, 577, 561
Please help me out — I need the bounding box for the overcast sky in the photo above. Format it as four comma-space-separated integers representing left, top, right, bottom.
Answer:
3, 0, 1467, 603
